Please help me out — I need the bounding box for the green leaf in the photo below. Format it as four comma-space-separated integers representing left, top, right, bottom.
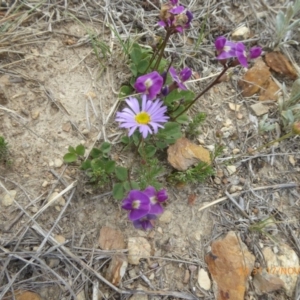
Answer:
100, 142, 111, 154
137, 58, 149, 74
91, 158, 104, 171
63, 153, 77, 163
113, 183, 125, 200
68, 146, 76, 154
143, 145, 156, 158
165, 89, 195, 106
75, 144, 85, 156
115, 166, 128, 181
155, 141, 168, 149
157, 122, 182, 139
175, 113, 189, 124
130, 43, 142, 64
103, 160, 115, 174
121, 136, 130, 144
130, 63, 138, 77
90, 148, 102, 159
81, 160, 92, 170
119, 85, 133, 98
132, 131, 140, 145
123, 181, 140, 191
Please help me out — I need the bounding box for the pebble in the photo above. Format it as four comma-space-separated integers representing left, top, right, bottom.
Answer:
229, 185, 243, 193
48, 192, 65, 207
128, 237, 151, 265
31, 109, 40, 120
226, 165, 237, 175
198, 268, 211, 290
49, 161, 54, 167
157, 227, 163, 234
54, 158, 63, 168
250, 103, 269, 116
214, 177, 221, 185
2, 190, 17, 206
42, 181, 48, 187
232, 26, 250, 40
159, 211, 173, 223
54, 234, 65, 244
232, 148, 240, 155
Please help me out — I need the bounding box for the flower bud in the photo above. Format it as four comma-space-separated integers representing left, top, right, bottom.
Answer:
292, 122, 300, 135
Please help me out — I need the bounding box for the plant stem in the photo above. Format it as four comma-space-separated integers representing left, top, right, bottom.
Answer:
153, 30, 172, 71
172, 65, 230, 120
254, 131, 293, 152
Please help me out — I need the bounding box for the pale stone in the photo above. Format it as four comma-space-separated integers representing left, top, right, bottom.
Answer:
226, 165, 236, 175
232, 26, 250, 40
232, 148, 240, 155
48, 192, 65, 206
198, 268, 211, 290
2, 190, 17, 206
157, 227, 163, 234
128, 237, 151, 265
54, 158, 63, 168
159, 210, 173, 223
76, 290, 86, 300
250, 103, 269, 116
31, 109, 40, 120
42, 181, 48, 187
54, 234, 65, 244
105, 254, 128, 286
262, 244, 299, 297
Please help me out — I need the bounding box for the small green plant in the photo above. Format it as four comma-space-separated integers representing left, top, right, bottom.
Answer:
273, 0, 300, 48
168, 161, 214, 185
259, 114, 276, 133
0, 136, 9, 165
185, 112, 207, 138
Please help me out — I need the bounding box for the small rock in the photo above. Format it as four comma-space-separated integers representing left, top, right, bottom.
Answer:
128, 269, 136, 278
42, 181, 48, 187
232, 148, 240, 155
183, 269, 190, 284
54, 235, 65, 244
0, 85, 9, 105
226, 165, 236, 175
194, 231, 202, 241
288, 155, 296, 166
2, 190, 17, 206
237, 113, 243, 119
229, 185, 242, 193
250, 102, 269, 116
105, 254, 128, 286
98, 227, 125, 250
159, 211, 173, 224
198, 268, 211, 290
62, 122, 72, 132
214, 177, 221, 185
30, 206, 38, 213
82, 129, 89, 135
48, 192, 65, 207
157, 227, 163, 234
128, 237, 151, 265
31, 109, 40, 120
232, 26, 250, 40
54, 159, 63, 168
228, 103, 241, 112
49, 161, 54, 167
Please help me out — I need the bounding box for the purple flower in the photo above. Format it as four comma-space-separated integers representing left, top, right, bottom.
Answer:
133, 214, 157, 230
215, 36, 236, 60
122, 190, 150, 221
249, 46, 262, 59
236, 42, 248, 67
143, 186, 168, 215
169, 66, 192, 90
169, 5, 185, 14
115, 95, 169, 139
134, 71, 163, 100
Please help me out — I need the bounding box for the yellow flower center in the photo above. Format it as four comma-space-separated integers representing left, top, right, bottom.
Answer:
145, 78, 153, 89
132, 200, 140, 209
135, 112, 151, 125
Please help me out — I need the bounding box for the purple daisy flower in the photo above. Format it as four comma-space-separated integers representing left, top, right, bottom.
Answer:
115, 95, 169, 139
134, 71, 163, 100
236, 42, 248, 67
121, 190, 150, 221
133, 214, 157, 230
215, 36, 236, 60
169, 66, 192, 90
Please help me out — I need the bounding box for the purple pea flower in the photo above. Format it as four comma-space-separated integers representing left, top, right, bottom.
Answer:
169, 66, 192, 90
133, 214, 157, 230
134, 71, 163, 100
143, 186, 168, 215
121, 190, 150, 221
115, 95, 169, 139
249, 46, 262, 59
235, 42, 248, 67
215, 36, 236, 60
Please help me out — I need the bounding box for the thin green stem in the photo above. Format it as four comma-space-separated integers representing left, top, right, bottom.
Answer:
172, 65, 230, 120
153, 30, 172, 71
254, 131, 293, 152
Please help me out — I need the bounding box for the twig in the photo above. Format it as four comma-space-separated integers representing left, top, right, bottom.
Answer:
199, 183, 298, 212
